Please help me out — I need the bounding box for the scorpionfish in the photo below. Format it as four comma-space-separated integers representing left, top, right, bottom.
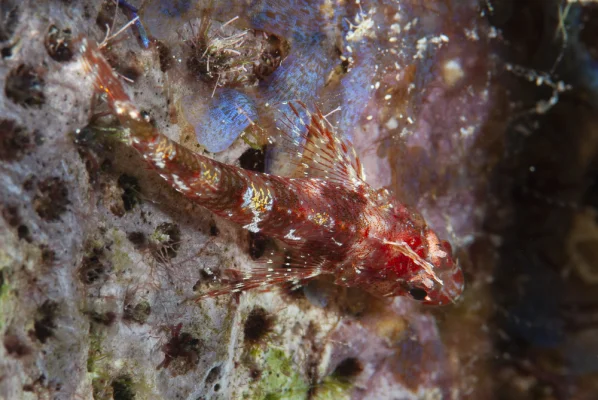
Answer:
78, 38, 464, 306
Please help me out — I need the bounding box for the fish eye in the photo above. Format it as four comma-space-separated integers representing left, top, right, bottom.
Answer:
408, 287, 428, 301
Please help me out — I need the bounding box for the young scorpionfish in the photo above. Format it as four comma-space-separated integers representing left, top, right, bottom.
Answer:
78, 38, 464, 305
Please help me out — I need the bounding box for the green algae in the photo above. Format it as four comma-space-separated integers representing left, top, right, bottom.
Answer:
87, 328, 105, 373
0, 263, 11, 330
311, 376, 353, 400
0, 246, 19, 330
250, 348, 309, 400
110, 229, 133, 274
123, 300, 151, 324
245, 346, 354, 400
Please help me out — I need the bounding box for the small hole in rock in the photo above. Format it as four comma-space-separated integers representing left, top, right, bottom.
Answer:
123, 301, 151, 324
117, 174, 141, 211
155, 39, 174, 72
120, 65, 141, 82
199, 269, 213, 281
111, 375, 136, 400
5, 65, 45, 108
40, 245, 56, 267
33, 300, 58, 343
127, 231, 147, 248
17, 224, 32, 242
248, 231, 267, 260
239, 147, 266, 173
45, 25, 73, 62
254, 34, 289, 80
95, 0, 116, 32
333, 357, 364, 381
205, 365, 221, 385
88, 311, 117, 326
151, 222, 181, 261
2, 205, 20, 227
33, 177, 69, 221
1, 45, 13, 58
79, 247, 111, 285
0, 119, 32, 162
0, 1, 19, 42
249, 367, 262, 380
4, 334, 31, 358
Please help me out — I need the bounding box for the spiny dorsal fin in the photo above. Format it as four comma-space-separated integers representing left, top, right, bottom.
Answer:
277, 101, 366, 188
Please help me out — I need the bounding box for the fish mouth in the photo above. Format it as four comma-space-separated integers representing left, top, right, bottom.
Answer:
424, 265, 465, 306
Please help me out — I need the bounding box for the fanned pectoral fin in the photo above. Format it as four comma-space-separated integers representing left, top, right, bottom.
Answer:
191, 265, 325, 301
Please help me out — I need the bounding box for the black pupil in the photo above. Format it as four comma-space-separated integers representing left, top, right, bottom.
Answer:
409, 287, 427, 301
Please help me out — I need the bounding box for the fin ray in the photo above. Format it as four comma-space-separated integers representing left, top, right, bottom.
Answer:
192, 264, 325, 300
275, 101, 366, 188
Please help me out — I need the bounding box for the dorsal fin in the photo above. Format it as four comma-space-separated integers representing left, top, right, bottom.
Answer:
277, 101, 366, 188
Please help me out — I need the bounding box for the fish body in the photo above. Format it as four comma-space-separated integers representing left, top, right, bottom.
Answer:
79, 38, 463, 305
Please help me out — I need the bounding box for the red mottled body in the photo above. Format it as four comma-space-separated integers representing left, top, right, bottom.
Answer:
79, 38, 464, 305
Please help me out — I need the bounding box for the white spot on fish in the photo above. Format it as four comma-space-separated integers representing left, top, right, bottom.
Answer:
284, 229, 302, 241
241, 186, 254, 209
243, 215, 262, 233
172, 174, 191, 192
331, 237, 343, 247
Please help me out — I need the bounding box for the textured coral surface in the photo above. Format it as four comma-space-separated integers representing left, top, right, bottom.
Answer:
1, 0, 597, 399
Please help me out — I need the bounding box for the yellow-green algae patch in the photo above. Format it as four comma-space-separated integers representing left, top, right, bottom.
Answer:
0, 237, 44, 329
250, 348, 309, 400
245, 347, 354, 399
312, 376, 353, 400
109, 229, 134, 274
0, 255, 12, 330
